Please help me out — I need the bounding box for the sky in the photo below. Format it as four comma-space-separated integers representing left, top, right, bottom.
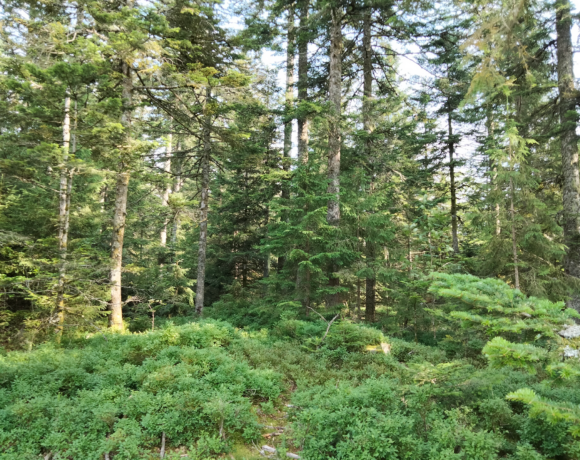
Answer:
257, 1, 580, 96
247, 1, 580, 162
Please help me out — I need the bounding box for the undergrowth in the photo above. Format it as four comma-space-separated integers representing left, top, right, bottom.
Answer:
3, 275, 580, 459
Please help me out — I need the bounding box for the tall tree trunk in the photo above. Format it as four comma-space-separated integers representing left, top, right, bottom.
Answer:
57, 95, 71, 255
327, 7, 342, 226
109, 61, 132, 331
486, 107, 501, 236
365, 277, 376, 322
279, 3, 295, 273
326, 7, 342, 307
264, 205, 270, 279
160, 133, 172, 247
296, 0, 311, 310
283, 3, 295, 168
66, 101, 77, 245
110, 172, 129, 330
556, 0, 580, 310
362, 9, 372, 132
362, 8, 375, 322
171, 139, 182, 247
448, 110, 459, 254
507, 100, 520, 290
195, 88, 212, 315
365, 267, 376, 319
55, 0, 81, 332
55, 94, 71, 339
297, 0, 309, 164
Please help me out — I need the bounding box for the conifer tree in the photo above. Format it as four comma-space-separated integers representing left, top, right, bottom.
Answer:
326, 4, 343, 306
555, 0, 580, 311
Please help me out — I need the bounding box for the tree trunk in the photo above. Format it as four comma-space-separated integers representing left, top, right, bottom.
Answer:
279, 4, 295, 273
297, 0, 309, 164
264, 253, 270, 278
195, 88, 212, 315
109, 60, 132, 331
486, 108, 501, 236
160, 133, 172, 247
264, 205, 270, 279
326, 7, 342, 307
55, 94, 71, 339
448, 110, 459, 254
362, 8, 376, 321
556, 0, 580, 310
64, 171, 73, 254
110, 172, 129, 330
283, 3, 295, 168
327, 7, 342, 226
362, 9, 372, 132
365, 229, 376, 323
57, 95, 71, 252
171, 139, 182, 247
366, 278, 376, 322
295, 0, 310, 307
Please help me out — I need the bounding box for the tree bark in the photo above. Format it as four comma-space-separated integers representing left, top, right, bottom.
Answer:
488, 115, 501, 236
171, 139, 182, 247
110, 172, 129, 330
297, 0, 309, 164
448, 110, 459, 254
326, 7, 342, 307
366, 277, 375, 322
362, 9, 372, 132
279, 3, 295, 273
327, 7, 342, 226
160, 133, 172, 247
283, 3, 295, 168
295, 0, 311, 308
195, 87, 212, 315
57, 94, 71, 256
264, 252, 270, 278
55, 94, 71, 339
264, 205, 270, 279
109, 60, 132, 331
556, 0, 580, 310
362, 8, 376, 322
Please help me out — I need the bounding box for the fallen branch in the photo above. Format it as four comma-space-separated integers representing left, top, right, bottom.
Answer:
308, 307, 340, 349
160, 432, 166, 459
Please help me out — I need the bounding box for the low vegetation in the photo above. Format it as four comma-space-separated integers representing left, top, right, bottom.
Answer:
3, 275, 580, 459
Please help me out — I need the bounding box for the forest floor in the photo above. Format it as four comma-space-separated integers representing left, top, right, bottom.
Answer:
0, 316, 575, 459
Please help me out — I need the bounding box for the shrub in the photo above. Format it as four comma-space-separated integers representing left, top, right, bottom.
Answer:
0, 321, 283, 459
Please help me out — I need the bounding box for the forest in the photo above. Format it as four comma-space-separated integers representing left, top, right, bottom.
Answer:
3, 0, 580, 458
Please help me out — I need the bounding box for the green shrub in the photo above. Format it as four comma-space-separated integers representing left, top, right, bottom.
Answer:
291, 378, 501, 460
275, 318, 384, 352
0, 321, 282, 459
325, 322, 383, 352
3, 296, 580, 460
389, 337, 447, 364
